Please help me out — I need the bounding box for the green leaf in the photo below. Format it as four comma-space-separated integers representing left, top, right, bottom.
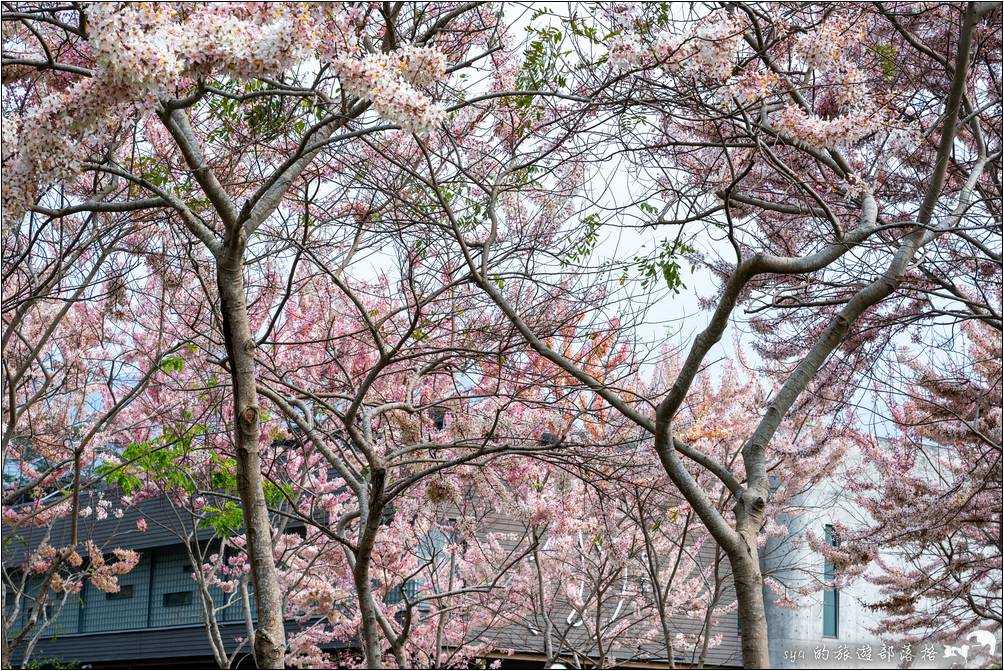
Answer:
159, 355, 185, 374
874, 43, 897, 79
561, 213, 602, 266
633, 238, 694, 293
200, 501, 243, 536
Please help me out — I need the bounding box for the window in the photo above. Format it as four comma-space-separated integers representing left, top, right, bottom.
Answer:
105, 585, 134, 600
163, 591, 193, 608
823, 524, 839, 638
385, 580, 421, 605
431, 407, 447, 431
385, 530, 452, 609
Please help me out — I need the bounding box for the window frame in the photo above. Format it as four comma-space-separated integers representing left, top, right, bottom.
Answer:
162, 590, 194, 608
105, 584, 135, 601
822, 524, 840, 638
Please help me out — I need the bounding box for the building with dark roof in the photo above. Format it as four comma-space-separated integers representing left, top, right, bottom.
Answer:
5, 482, 897, 669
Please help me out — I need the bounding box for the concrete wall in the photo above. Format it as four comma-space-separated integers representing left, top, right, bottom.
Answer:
762, 453, 956, 670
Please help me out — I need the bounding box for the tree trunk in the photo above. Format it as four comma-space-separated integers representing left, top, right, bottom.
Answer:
697, 547, 725, 668
1, 593, 8, 670
730, 487, 771, 669
352, 553, 383, 668
731, 552, 769, 668
217, 261, 286, 669
352, 467, 387, 668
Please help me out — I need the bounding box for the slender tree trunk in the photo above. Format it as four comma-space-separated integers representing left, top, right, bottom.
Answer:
240, 578, 256, 650
352, 550, 383, 668
353, 468, 387, 668
432, 552, 458, 669
196, 577, 228, 669
217, 260, 286, 669
21, 591, 70, 668
531, 541, 556, 666
728, 487, 771, 669
697, 548, 725, 669
1, 582, 9, 670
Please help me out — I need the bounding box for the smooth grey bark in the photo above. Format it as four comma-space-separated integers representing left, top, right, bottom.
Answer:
731, 547, 769, 668
531, 540, 557, 667
192, 555, 230, 669
216, 258, 287, 669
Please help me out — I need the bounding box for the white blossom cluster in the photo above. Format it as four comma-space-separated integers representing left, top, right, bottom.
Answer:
608, 10, 743, 82
777, 14, 887, 151
2, 3, 338, 220
775, 105, 888, 152
86, 3, 322, 89
331, 44, 449, 135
